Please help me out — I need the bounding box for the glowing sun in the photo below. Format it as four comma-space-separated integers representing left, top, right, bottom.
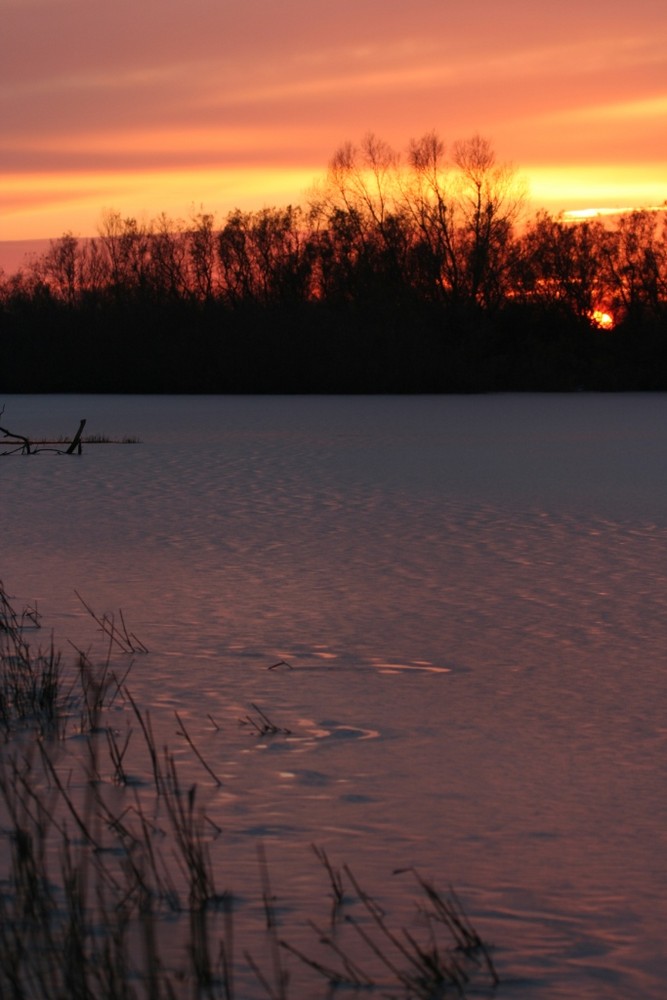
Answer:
591, 309, 614, 330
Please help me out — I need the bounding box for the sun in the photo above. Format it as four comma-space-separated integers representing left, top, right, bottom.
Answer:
591, 309, 614, 330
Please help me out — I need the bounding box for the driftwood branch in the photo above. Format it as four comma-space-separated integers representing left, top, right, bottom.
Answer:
1, 416, 87, 455
0, 423, 32, 454
65, 419, 86, 454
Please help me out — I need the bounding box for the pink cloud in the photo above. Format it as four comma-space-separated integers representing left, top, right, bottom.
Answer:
2, 0, 667, 237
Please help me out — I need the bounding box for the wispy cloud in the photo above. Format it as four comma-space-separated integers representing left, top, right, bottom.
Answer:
546, 93, 667, 124
2, 0, 667, 237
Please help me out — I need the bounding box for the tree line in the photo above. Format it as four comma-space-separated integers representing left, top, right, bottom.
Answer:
1, 132, 666, 392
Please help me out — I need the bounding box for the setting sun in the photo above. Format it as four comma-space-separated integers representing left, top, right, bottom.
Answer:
591, 309, 615, 329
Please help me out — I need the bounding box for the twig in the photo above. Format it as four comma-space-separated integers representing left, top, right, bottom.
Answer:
239, 704, 291, 737
174, 712, 223, 786
74, 591, 147, 654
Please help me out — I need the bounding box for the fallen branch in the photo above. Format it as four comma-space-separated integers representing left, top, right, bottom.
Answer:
0, 421, 32, 454
1, 415, 87, 455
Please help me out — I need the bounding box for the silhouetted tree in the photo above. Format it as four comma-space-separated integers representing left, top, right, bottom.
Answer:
34, 233, 80, 305
450, 134, 525, 311
401, 130, 458, 303
217, 206, 313, 306
186, 211, 217, 301
147, 213, 190, 302
2, 134, 667, 395
97, 211, 152, 298
602, 210, 667, 323
514, 212, 611, 323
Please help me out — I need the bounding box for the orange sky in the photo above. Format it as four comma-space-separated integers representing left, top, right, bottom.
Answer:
1, 0, 666, 247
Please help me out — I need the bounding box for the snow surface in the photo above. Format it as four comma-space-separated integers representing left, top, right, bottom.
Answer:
3, 392, 667, 998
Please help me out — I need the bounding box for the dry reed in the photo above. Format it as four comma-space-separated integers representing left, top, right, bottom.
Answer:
0, 580, 499, 998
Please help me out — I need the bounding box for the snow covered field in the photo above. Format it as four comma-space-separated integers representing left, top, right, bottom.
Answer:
3, 392, 667, 998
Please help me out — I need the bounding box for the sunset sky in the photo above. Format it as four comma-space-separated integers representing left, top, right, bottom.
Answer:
2, 0, 666, 250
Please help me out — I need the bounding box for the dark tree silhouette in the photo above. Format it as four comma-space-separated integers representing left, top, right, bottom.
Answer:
1, 134, 666, 393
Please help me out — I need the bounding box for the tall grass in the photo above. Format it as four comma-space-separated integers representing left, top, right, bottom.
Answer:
0, 580, 499, 998
1, 580, 64, 737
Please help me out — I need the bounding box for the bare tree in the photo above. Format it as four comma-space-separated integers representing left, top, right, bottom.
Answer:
149, 213, 189, 301
515, 211, 611, 322
97, 210, 152, 294
186, 211, 218, 301
451, 134, 525, 309
602, 210, 667, 322
314, 132, 400, 242
36, 233, 80, 305
401, 130, 459, 301
400, 131, 523, 308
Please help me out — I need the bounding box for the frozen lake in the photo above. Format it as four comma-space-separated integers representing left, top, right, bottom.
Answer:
3, 392, 667, 998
